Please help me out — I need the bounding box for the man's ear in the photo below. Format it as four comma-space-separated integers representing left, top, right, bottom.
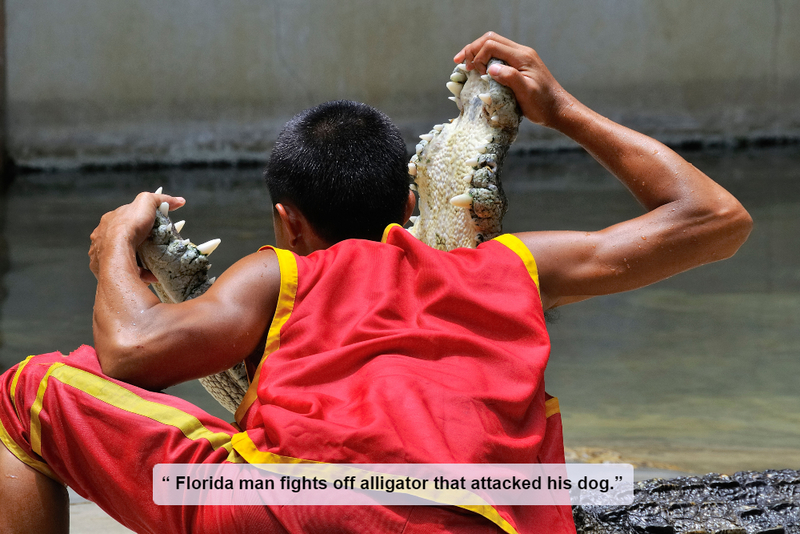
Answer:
273, 202, 332, 255
402, 190, 417, 225
274, 202, 302, 248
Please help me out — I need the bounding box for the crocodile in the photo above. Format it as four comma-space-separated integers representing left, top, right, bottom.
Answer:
137, 194, 248, 414
408, 58, 522, 250
136, 66, 795, 534
574, 470, 800, 534
139, 60, 523, 412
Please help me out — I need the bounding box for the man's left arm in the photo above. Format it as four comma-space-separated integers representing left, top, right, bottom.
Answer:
89, 192, 280, 390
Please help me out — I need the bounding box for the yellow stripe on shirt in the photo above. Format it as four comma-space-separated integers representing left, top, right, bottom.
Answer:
235, 247, 299, 424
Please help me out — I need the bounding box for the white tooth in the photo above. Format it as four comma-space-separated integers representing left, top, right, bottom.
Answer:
182, 239, 191, 246
479, 93, 492, 105
449, 193, 473, 209
474, 145, 487, 153
433, 124, 444, 132
420, 134, 433, 142
154, 187, 163, 195
450, 72, 467, 83
409, 183, 418, 192
197, 238, 221, 255
410, 154, 419, 163
415, 143, 424, 155
174, 220, 185, 233
481, 74, 491, 82
158, 202, 169, 216
491, 115, 500, 123
448, 96, 457, 103
446, 82, 463, 97
409, 216, 419, 224
456, 63, 468, 73
485, 136, 494, 143
408, 163, 417, 176
466, 157, 480, 167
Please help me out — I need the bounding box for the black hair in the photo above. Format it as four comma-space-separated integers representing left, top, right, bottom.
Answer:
264, 100, 410, 244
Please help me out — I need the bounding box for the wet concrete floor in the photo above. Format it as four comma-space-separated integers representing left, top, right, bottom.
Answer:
0, 146, 798, 483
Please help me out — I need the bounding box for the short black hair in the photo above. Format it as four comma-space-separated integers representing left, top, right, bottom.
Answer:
265, 100, 410, 243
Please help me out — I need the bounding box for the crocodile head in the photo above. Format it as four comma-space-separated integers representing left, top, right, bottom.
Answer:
137, 62, 521, 412
408, 59, 522, 251
137, 195, 247, 414
137, 201, 219, 304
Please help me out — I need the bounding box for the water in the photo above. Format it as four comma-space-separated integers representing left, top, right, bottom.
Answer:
1, 146, 797, 475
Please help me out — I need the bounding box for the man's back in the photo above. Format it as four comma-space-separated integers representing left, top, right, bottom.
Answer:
237, 226, 557, 465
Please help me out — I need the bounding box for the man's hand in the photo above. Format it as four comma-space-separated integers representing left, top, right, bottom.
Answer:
456, 32, 752, 310
454, 32, 571, 128
89, 192, 185, 281
90, 192, 280, 390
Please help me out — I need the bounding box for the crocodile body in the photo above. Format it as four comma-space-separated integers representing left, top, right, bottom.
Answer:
574, 470, 800, 534
137, 72, 791, 534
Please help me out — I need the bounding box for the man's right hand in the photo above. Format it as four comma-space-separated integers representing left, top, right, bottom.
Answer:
456, 32, 752, 311
454, 32, 572, 129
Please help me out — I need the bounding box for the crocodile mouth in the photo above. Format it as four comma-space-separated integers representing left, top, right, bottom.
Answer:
408, 59, 521, 251
138, 192, 247, 414
138, 62, 522, 413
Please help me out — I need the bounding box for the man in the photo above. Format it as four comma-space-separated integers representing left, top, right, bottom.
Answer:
0, 33, 751, 533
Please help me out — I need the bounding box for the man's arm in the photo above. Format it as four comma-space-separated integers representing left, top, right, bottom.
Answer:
89, 192, 280, 390
456, 33, 752, 310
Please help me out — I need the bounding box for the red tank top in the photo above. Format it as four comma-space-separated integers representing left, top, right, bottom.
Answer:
232, 225, 574, 534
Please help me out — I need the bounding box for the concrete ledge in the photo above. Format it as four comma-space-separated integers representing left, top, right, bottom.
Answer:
69, 489, 134, 534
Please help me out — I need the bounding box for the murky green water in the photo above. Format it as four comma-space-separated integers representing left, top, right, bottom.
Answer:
1, 146, 797, 475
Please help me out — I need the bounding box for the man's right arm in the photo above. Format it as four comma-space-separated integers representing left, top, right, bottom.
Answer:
456, 33, 752, 310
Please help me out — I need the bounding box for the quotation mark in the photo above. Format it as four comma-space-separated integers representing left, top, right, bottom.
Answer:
162, 476, 170, 482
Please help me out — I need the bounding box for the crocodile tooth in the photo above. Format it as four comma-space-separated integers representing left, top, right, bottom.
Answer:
410, 154, 419, 163
415, 143, 424, 156
449, 193, 473, 209
450, 72, 467, 83
474, 145, 487, 154
419, 134, 434, 142
174, 220, 185, 233
182, 239, 191, 246
448, 96, 457, 103
408, 162, 417, 176
446, 82, 463, 97
409, 184, 418, 192
491, 115, 500, 123
159, 202, 169, 216
481, 74, 491, 82
478, 93, 492, 105
197, 239, 221, 255
465, 157, 480, 167
455, 63, 468, 73
409, 216, 419, 224
154, 187, 163, 195
433, 124, 444, 132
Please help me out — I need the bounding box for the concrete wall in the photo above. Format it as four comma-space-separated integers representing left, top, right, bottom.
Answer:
6, 0, 799, 169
